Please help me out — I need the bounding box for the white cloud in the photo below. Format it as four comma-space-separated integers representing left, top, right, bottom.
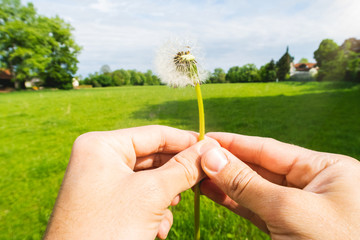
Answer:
90, 0, 118, 13
22, 0, 360, 76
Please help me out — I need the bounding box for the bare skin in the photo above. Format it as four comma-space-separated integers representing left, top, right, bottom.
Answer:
45, 126, 360, 239
200, 132, 360, 240
44, 125, 216, 239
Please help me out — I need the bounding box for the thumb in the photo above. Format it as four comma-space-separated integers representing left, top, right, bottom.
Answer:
154, 139, 220, 199
201, 146, 278, 216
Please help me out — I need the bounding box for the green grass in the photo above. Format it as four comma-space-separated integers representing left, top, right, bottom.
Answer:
1, 82, 359, 239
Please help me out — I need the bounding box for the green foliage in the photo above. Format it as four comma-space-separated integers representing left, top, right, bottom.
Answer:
238, 64, 261, 82
314, 38, 360, 82
1, 82, 360, 239
259, 60, 277, 82
83, 69, 160, 87
111, 69, 131, 86
314, 39, 341, 67
345, 52, 360, 82
225, 64, 261, 83
276, 47, 294, 81
207, 68, 226, 83
0, 0, 81, 89
299, 58, 309, 63
314, 39, 342, 81
226, 66, 241, 83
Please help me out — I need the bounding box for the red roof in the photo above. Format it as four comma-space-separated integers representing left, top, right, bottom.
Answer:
0, 69, 12, 80
294, 63, 317, 71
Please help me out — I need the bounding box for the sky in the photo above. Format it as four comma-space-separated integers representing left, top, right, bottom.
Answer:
22, 0, 360, 77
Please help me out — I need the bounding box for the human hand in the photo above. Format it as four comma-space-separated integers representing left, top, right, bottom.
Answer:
44, 125, 216, 240
200, 132, 360, 239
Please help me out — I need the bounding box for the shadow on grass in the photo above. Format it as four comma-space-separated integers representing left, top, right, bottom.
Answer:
133, 89, 360, 159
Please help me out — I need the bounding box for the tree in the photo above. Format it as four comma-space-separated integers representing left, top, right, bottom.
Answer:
314, 39, 339, 67
345, 52, 360, 82
314, 39, 346, 81
144, 70, 160, 85
40, 16, 81, 89
208, 68, 226, 83
299, 58, 309, 63
341, 38, 360, 53
0, 0, 48, 88
226, 66, 240, 83
129, 70, 144, 85
238, 64, 260, 82
259, 60, 277, 82
100, 64, 111, 74
112, 69, 130, 86
0, 0, 81, 89
276, 46, 294, 81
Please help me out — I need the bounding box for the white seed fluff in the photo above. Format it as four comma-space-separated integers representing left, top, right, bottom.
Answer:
155, 39, 208, 88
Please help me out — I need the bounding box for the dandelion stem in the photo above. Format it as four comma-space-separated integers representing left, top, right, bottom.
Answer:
195, 83, 205, 141
195, 83, 205, 240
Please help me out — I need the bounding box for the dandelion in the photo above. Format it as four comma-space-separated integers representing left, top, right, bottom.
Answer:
155, 39, 208, 87
155, 39, 207, 240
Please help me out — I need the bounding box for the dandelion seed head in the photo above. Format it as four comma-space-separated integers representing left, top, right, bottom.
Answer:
155, 39, 208, 88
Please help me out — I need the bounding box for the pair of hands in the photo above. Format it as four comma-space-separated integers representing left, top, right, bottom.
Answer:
45, 125, 360, 239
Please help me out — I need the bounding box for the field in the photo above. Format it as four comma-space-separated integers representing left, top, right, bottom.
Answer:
1, 82, 360, 239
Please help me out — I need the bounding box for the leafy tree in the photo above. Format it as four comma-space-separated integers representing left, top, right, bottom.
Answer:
299, 58, 309, 63
344, 52, 360, 82
100, 64, 111, 74
112, 69, 130, 86
341, 38, 360, 53
152, 74, 161, 85
208, 68, 226, 83
40, 16, 81, 89
259, 60, 277, 82
226, 66, 241, 83
342, 38, 360, 82
314, 39, 347, 81
144, 70, 160, 85
129, 70, 144, 85
96, 74, 112, 87
276, 46, 294, 81
239, 64, 260, 82
0, 0, 48, 88
314, 39, 340, 67
0, 0, 81, 89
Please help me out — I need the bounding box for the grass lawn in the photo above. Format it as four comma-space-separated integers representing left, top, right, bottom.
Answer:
1, 82, 360, 239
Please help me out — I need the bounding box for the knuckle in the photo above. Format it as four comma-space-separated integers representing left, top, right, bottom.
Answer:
74, 132, 100, 148
227, 166, 257, 201
172, 153, 198, 188
257, 137, 275, 157
71, 132, 108, 165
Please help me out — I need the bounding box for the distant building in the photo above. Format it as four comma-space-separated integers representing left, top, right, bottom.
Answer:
290, 62, 319, 80
294, 63, 318, 72
0, 69, 12, 89
72, 77, 79, 88
24, 78, 42, 89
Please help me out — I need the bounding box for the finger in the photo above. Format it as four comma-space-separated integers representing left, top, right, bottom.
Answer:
201, 146, 280, 218
206, 132, 311, 174
170, 194, 181, 206
247, 163, 286, 186
157, 209, 173, 240
108, 125, 198, 170
206, 132, 334, 188
200, 179, 268, 233
152, 139, 220, 198
134, 153, 174, 171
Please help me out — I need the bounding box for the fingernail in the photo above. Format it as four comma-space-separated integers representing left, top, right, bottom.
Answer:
199, 140, 219, 154
203, 148, 228, 173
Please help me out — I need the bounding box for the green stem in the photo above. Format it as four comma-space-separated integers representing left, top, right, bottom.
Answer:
194, 83, 205, 240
